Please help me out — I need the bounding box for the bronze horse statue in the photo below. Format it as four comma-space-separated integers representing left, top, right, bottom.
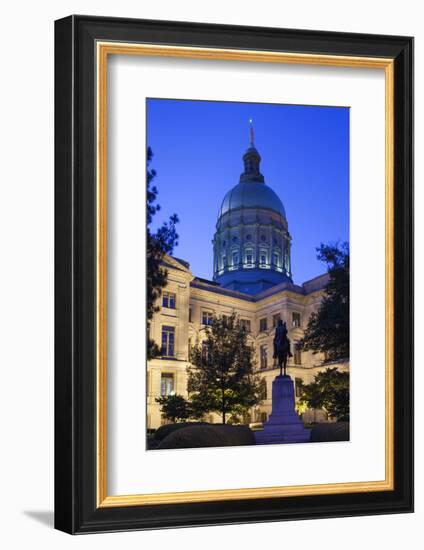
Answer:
273, 319, 293, 376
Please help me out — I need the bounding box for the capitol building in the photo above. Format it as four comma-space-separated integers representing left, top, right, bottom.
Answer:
147, 128, 348, 429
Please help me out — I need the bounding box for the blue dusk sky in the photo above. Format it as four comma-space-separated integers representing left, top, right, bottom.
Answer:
147, 98, 349, 285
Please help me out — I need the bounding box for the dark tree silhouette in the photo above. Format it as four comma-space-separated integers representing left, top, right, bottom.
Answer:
147, 147, 179, 359
155, 394, 191, 423
300, 242, 349, 362
187, 313, 264, 424
300, 368, 349, 421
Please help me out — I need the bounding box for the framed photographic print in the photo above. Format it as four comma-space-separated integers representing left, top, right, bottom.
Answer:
54, 15, 414, 533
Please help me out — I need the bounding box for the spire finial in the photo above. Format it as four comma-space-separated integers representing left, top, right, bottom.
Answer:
240, 120, 263, 183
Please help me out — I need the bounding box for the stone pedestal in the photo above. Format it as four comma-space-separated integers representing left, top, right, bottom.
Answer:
255, 374, 311, 444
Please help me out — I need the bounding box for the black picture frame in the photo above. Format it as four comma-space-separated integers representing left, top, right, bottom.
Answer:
55, 15, 414, 534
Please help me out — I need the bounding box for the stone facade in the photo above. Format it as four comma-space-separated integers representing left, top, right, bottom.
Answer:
147, 129, 348, 429
147, 256, 348, 429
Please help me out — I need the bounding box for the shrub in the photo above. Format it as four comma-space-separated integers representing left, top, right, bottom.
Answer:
310, 421, 349, 442
156, 424, 255, 450
154, 422, 208, 442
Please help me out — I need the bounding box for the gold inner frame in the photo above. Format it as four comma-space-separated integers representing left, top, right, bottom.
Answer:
96, 42, 395, 508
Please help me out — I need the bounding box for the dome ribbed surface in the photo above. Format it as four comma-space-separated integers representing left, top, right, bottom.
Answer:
218, 181, 286, 219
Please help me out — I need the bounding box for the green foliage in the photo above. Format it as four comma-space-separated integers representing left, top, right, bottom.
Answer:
299, 242, 349, 362
259, 378, 267, 400
147, 147, 179, 359
300, 367, 349, 421
155, 394, 191, 423
187, 313, 264, 424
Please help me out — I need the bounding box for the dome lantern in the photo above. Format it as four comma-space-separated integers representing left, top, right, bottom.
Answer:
240, 120, 264, 183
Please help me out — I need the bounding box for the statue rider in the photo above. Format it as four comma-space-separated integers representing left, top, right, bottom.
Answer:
273, 319, 293, 376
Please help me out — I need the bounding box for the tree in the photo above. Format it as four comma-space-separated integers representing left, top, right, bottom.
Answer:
297, 379, 321, 423
187, 313, 264, 424
300, 368, 349, 421
155, 394, 191, 423
299, 242, 349, 362
147, 147, 179, 359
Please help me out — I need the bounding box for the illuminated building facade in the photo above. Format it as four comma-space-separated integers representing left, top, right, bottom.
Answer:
147, 127, 348, 429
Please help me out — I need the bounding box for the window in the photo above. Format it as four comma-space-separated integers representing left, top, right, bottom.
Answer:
162, 291, 176, 309
232, 236, 238, 243
293, 343, 302, 365
260, 344, 268, 369
222, 255, 227, 268
272, 313, 281, 328
161, 326, 175, 357
260, 234, 266, 242
202, 311, 214, 326
273, 253, 279, 266
292, 312, 301, 328
295, 378, 303, 397
246, 234, 252, 241
260, 250, 267, 266
232, 251, 239, 266
259, 317, 267, 332
241, 319, 251, 332
245, 250, 253, 265
160, 373, 174, 396
189, 307, 192, 322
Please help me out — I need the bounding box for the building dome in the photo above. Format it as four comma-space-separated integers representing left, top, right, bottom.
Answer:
218, 180, 286, 220
212, 123, 293, 295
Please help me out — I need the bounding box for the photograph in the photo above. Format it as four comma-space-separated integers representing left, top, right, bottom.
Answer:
146, 98, 350, 450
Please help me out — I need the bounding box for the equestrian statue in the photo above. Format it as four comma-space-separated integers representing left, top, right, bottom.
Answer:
273, 319, 293, 376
